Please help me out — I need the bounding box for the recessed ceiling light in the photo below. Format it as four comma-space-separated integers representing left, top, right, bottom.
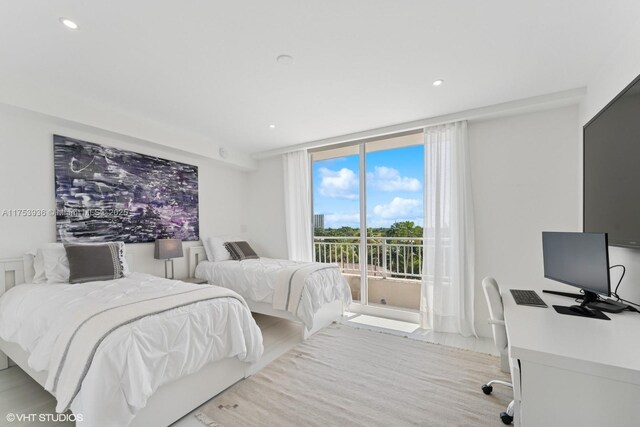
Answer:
433, 79, 444, 87
276, 55, 294, 65
269, 124, 276, 129
60, 18, 79, 30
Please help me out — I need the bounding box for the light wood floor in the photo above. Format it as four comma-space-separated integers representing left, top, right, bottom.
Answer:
0, 313, 496, 427
340, 312, 499, 355
0, 365, 66, 427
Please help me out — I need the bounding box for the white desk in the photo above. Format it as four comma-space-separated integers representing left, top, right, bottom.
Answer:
503, 289, 640, 427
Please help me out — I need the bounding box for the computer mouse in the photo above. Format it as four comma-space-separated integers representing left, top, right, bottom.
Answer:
569, 305, 597, 317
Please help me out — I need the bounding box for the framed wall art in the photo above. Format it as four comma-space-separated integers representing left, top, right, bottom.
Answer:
53, 134, 199, 243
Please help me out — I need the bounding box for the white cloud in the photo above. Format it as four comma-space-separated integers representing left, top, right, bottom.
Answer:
325, 213, 360, 228
367, 166, 421, 192
318, 167, 358, 200
372, 197, 421, 219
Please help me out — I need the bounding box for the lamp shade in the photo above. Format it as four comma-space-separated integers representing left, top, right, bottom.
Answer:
154, 239, 184, 260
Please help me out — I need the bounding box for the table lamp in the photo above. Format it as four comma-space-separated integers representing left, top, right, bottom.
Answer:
154, 238, 183, 279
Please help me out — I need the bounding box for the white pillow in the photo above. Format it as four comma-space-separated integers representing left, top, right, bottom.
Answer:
204, 236, 240, 262
25, 249, 46, 284
40, 243, 69, 284
40, 242, 130, 284
202, 238, 215, 262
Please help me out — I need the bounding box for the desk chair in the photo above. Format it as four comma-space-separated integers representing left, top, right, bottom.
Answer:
481, 277, 515, 425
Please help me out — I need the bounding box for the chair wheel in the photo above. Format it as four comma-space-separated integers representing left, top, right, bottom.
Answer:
500, 412, 513, 425
481, 384, 493, 395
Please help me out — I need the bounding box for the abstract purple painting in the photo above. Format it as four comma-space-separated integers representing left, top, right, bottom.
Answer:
53, 134, 199, 243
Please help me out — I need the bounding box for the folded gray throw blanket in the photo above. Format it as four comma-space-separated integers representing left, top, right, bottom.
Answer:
273, 263, 339, 317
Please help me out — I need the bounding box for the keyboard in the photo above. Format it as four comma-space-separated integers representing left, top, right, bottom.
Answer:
510, 289, 548, 307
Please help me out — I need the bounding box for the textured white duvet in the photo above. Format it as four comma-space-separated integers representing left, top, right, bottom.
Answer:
195, 258, 352, 329
0, 273, 263, 427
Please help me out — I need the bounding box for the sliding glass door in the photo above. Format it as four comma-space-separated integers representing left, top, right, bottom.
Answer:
364, 135, 424, 312
312, 145, 363, 303
312, 132, 424, 321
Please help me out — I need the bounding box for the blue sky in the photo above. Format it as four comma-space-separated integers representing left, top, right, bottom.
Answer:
313, 145, 424, 228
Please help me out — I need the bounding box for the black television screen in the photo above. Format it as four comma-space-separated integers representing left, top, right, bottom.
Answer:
584, 74, 640, 248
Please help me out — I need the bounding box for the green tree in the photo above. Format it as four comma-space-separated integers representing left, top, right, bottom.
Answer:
315, 221, 423, 279
385, 221, 423, 238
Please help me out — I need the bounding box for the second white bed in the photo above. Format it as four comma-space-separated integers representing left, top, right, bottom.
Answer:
195, 257, 352, 331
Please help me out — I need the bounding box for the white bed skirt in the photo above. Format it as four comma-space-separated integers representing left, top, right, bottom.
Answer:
0, 337, 249, 427
247, 299, 344, 339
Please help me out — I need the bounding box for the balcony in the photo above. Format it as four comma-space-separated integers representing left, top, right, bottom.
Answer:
314, 236, 423, 311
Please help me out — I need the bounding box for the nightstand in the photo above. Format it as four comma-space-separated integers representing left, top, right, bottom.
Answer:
179, 277, 208, 285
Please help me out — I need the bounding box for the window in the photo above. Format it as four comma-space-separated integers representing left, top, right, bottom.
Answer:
312, 132, 424, 318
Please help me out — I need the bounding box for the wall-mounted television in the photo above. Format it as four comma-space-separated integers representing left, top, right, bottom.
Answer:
584, 73, 640, 248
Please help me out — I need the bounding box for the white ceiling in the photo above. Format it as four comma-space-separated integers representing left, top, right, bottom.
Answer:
1, 1, 639, 155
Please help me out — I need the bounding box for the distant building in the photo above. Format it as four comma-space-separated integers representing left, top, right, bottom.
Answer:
314, 214, 325, 229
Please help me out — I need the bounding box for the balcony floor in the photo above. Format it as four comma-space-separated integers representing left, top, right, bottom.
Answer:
344, 274, 421, 310
340, 312, 498, 356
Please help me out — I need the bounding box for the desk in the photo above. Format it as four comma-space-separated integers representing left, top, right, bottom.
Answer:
503, 289, 640, 426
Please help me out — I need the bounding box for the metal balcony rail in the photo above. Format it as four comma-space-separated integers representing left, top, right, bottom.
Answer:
314, 236, 427, 280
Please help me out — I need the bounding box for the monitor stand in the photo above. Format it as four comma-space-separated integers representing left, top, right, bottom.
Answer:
578, 290, 599, 305
552, 290, 611, 320
552, 305, 610, 320
587, 299, 628, 313
544, 289, 628, 313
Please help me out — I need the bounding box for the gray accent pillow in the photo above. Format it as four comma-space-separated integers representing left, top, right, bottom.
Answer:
224, 241, 259, 261
64, 243, 125, 284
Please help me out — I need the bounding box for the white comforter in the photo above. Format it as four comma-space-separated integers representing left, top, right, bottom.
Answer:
195, 258, 352, 329
0, 273, 263, 427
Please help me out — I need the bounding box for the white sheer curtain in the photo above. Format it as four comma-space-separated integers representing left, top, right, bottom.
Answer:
420, 121, 476, 337
282, 150, 313, 262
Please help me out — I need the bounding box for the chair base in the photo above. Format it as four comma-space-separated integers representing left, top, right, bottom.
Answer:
481, 381, 514, 424
500, 400, 515, 424
487, 379, 513, 388
481, 379, 513, 394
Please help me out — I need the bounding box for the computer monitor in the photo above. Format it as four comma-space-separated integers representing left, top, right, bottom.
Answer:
542, 232, 610, 303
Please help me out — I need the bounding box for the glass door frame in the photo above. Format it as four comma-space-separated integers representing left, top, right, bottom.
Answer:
357, 143, 369, 307
309, 141, 420, 324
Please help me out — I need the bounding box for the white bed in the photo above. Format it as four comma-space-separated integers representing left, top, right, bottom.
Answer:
189, 246, 351, 338
0, 255, 263, 427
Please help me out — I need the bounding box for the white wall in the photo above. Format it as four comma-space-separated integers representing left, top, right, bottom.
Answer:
469, 105, 580, 337
0, 80, 256, 170
246, 157, 289, 259
579, 20, 640, 307
245, 106, 581, 337
0, 104, 248, 279
581, 24, 640, 124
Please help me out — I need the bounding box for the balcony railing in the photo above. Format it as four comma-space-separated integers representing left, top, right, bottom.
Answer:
314, 236, 424, 280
